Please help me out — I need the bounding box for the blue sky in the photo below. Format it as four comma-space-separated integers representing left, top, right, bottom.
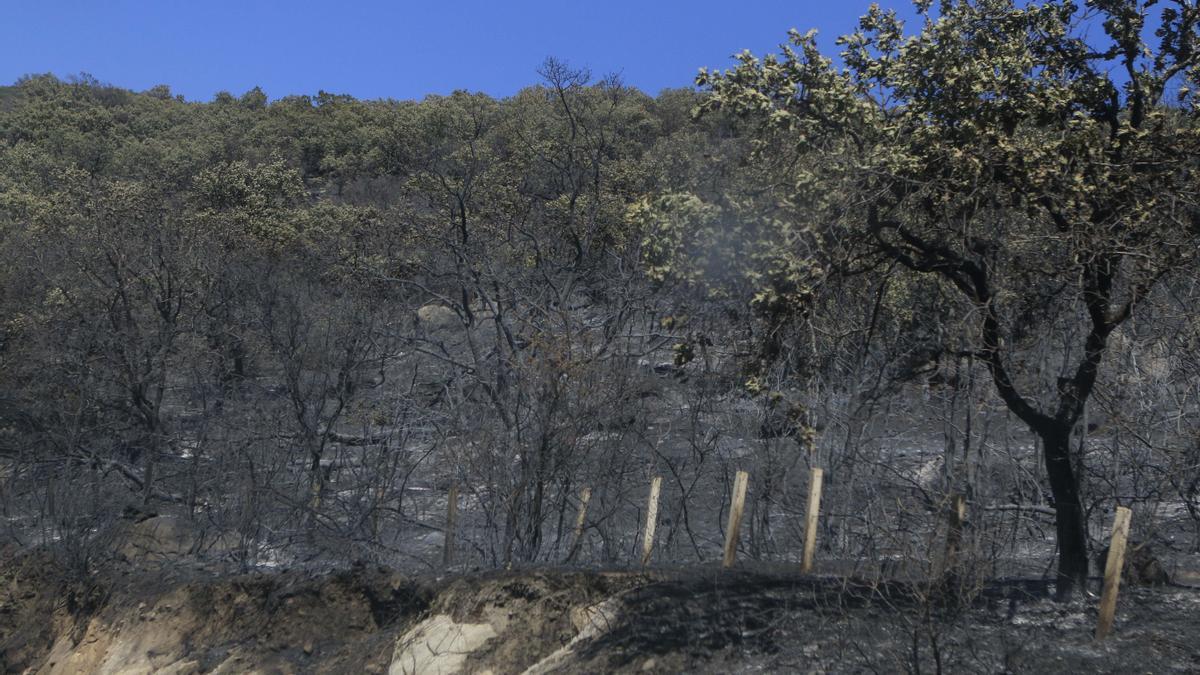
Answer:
0, 1, 920, 101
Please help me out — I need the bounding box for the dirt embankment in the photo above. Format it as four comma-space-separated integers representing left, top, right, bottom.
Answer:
1, 551, 428, 674
3, 550, 1200, 674
0, 549, 649, 674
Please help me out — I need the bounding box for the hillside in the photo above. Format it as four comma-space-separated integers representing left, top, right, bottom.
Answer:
1, 3, 1200, 671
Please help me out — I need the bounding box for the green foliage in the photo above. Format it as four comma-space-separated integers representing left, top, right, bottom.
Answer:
191, 159, 307, 249
667, 0, 1200, 594
659, 0, 1200, 362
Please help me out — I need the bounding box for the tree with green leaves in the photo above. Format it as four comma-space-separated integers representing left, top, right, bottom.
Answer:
658, 0, 1200, 596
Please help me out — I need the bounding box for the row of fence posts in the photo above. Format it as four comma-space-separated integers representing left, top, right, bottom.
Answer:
438, 475, 1133, 642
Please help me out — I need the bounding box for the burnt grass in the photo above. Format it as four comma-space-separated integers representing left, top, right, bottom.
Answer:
568, 568, 1200, 673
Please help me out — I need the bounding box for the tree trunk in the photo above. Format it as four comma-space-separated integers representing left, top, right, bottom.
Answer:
306, 442, 325, 530
1040, 426, 1089, 598
142, 446, 156, 506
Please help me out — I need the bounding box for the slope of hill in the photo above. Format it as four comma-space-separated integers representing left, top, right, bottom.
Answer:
4, 549, 1200, 673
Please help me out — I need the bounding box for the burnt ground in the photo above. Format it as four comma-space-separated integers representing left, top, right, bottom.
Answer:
3, 548, 1200, 674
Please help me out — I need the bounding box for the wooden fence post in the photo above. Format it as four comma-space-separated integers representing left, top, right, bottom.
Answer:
641, 477, 662, 567
941, 493, 967, 577
801, 467, 824, 574
723, 470, 750, 568
566, 487, 592, 562
1096, 506, 1132, 641
442, 483, 459, 568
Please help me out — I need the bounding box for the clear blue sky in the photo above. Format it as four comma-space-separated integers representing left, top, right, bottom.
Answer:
0, 1, 919, 101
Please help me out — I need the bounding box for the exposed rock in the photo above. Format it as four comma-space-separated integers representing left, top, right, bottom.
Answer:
416, 305, 459, 331
525, 599, 623, 674
116, 516, 238, 561
389, 614, 497, 675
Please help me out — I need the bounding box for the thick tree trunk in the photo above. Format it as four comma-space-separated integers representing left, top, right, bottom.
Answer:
866, 212, 1136, 600
1040, 427, 1089, 598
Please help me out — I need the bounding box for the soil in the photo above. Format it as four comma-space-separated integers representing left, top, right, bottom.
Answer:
3, 548, 1199, 674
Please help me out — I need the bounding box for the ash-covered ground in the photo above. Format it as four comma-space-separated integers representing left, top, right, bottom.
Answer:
4, 547, 1200, 674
